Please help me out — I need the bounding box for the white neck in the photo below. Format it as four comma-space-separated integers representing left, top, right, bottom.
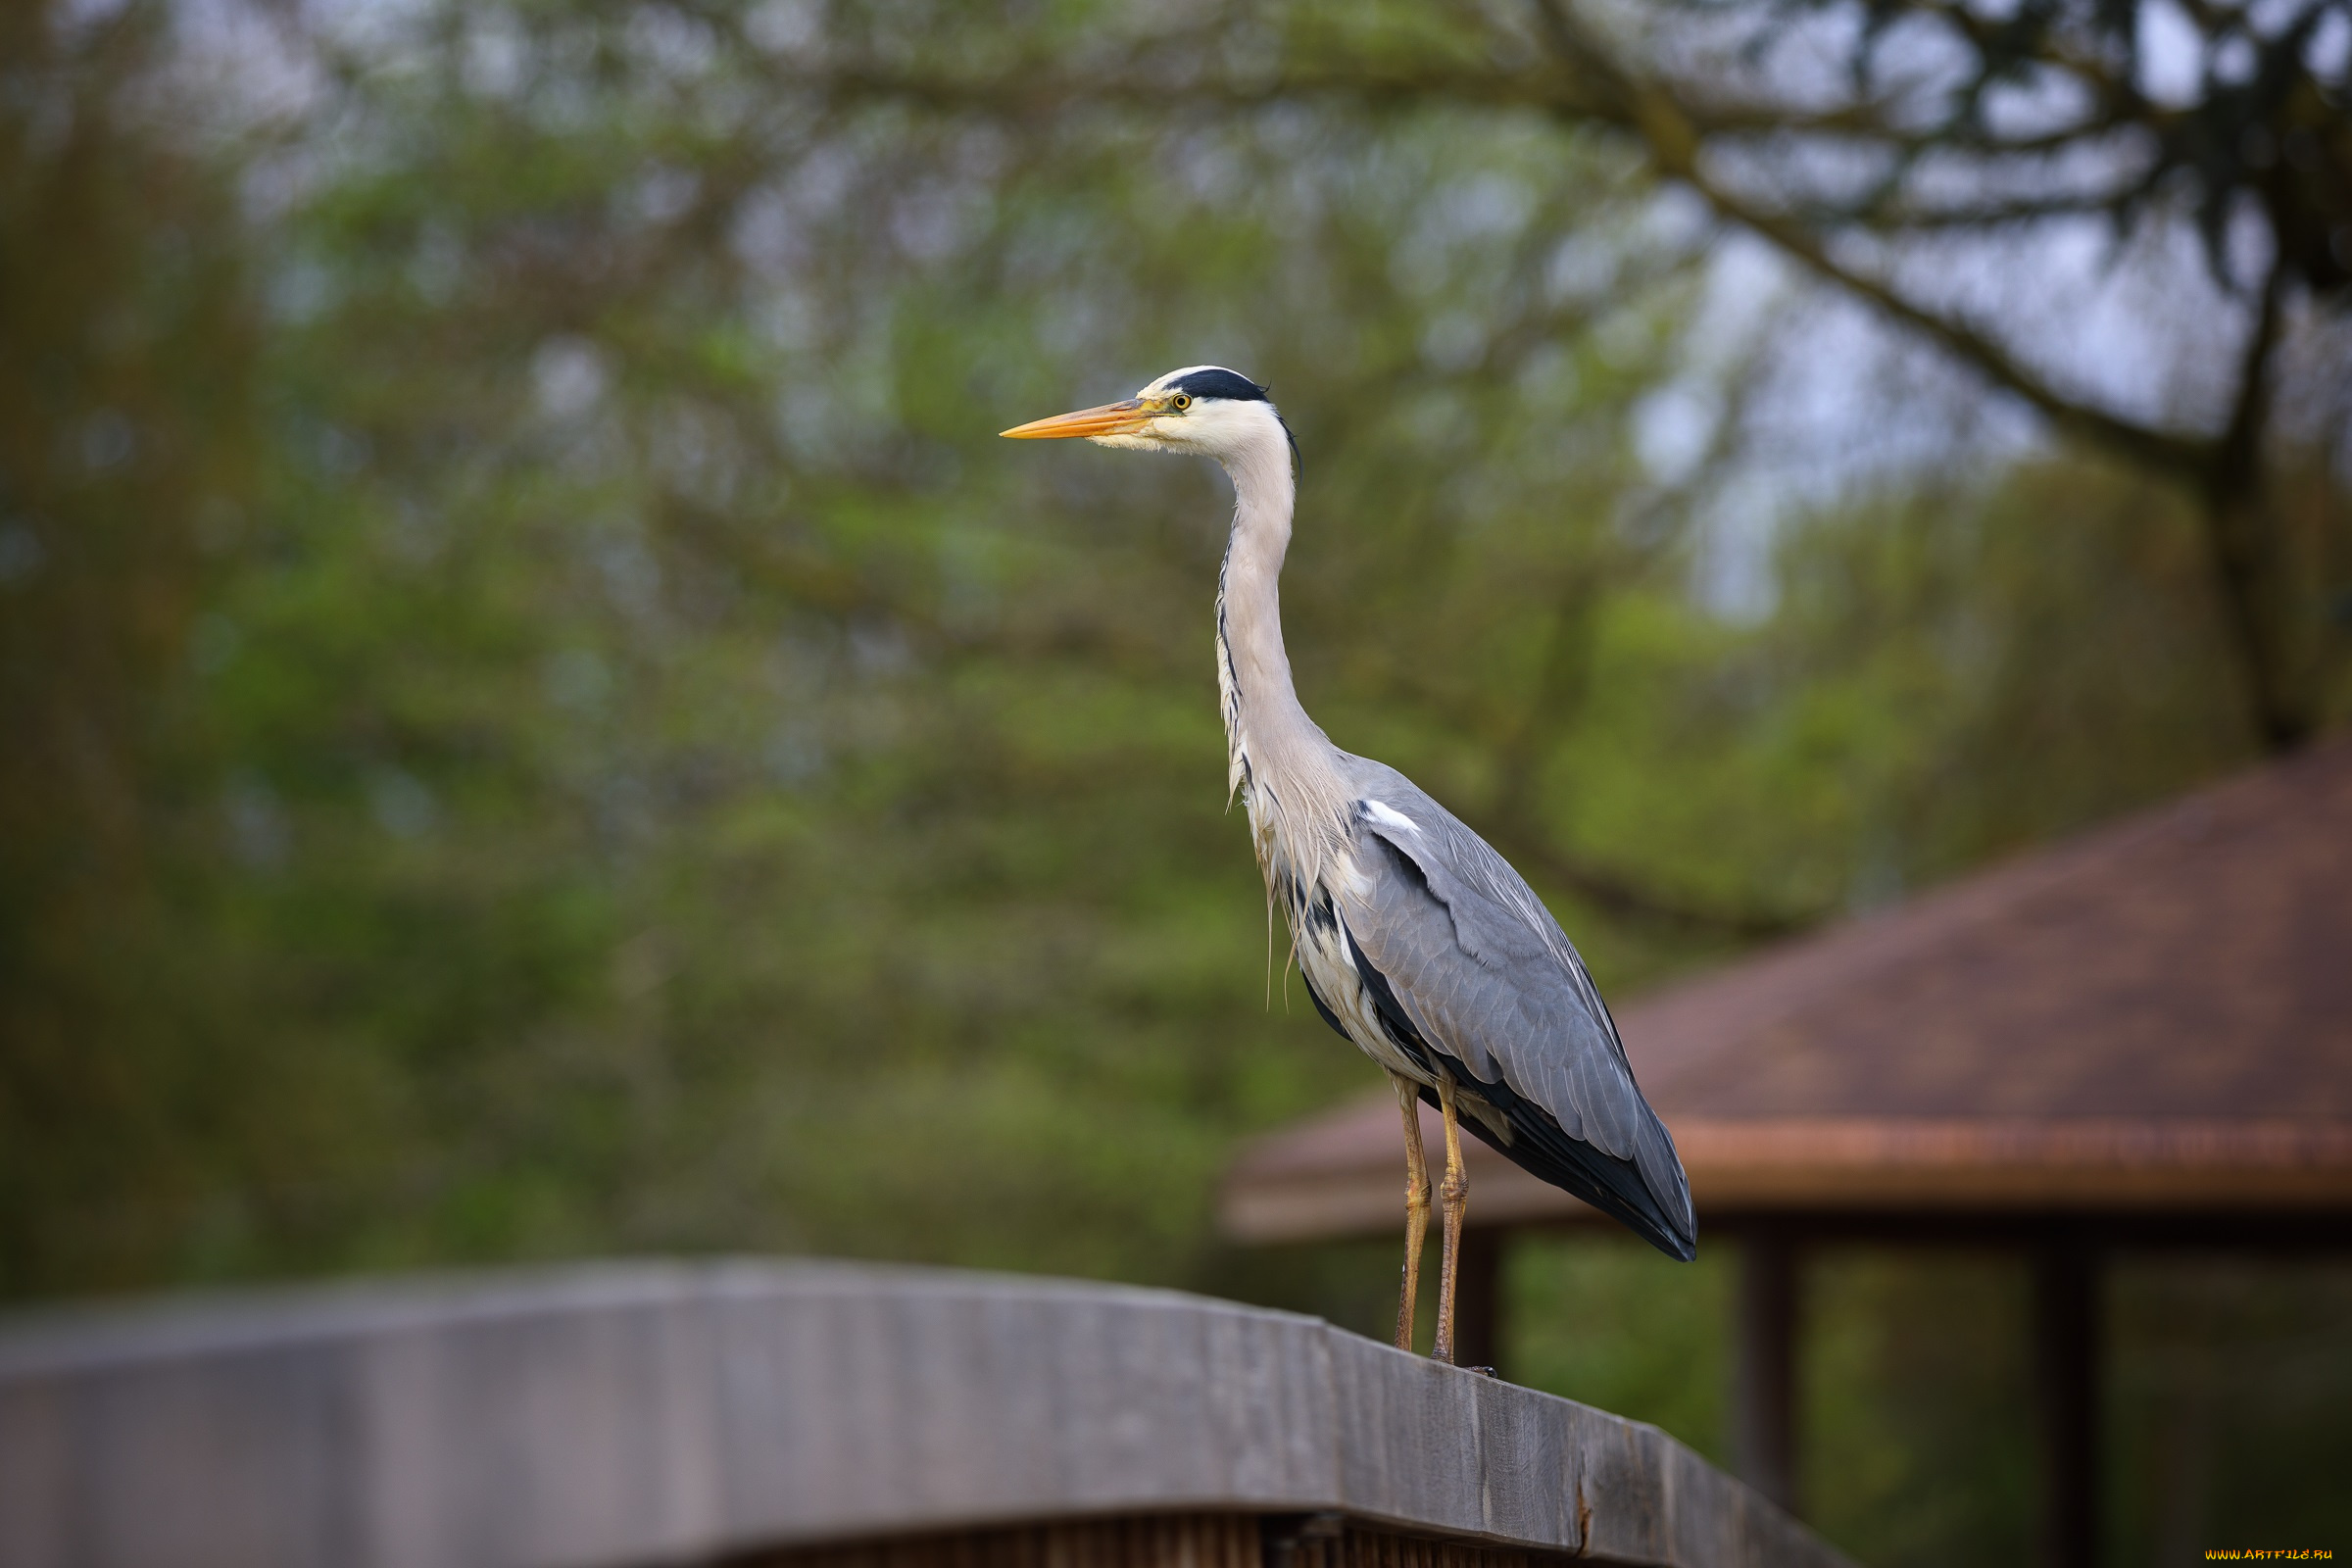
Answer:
1211, 413, 1353, 893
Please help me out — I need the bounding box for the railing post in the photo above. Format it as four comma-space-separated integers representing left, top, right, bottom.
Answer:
1733, 1223, 1800, 1515
2032, 1236, 2102, 1568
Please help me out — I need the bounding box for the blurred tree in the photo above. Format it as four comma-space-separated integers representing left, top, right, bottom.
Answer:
1522, 0, 2352, 753
0, 3, 270, 1288
764, 0, 2352, 749
1801, 1251, 2036, 1566
10, 0, 1755, 1295
2108, 1258, 2352, 1561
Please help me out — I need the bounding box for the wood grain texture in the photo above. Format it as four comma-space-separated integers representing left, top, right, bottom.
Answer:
749, 1514, 1554, 1568
0, 1261, 1852, 1568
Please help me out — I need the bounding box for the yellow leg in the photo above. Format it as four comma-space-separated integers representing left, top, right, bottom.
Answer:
1433, 1072, 1470, 1365
1392, 1072, 1432, 1353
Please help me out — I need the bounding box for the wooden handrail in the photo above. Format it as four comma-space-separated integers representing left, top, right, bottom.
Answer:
0, 1261, 1854, 1568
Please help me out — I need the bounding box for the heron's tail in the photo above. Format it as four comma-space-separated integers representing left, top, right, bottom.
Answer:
1437, 1079, 1697, 1262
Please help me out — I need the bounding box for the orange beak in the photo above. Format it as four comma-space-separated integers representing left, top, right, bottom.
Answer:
1000, 398, 1152, 440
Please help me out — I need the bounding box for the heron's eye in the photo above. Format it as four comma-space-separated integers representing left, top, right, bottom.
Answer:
1173, 394, 1193, 411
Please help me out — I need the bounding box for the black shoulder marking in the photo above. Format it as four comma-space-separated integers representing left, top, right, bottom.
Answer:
1170, 368, 1270, 403
1340, 916, 1434, 1076
1298, 971, 1352, 1044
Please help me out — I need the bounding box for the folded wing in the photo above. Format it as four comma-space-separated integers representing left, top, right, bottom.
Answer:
1335, 764, 1696, 1260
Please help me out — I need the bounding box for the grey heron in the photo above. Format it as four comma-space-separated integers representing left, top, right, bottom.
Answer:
1004, 367, 1695, 1363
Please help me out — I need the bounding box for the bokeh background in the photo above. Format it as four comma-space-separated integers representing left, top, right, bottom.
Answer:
5, 0, 2350, 1562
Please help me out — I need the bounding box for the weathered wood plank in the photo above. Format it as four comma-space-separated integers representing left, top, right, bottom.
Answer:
0, 1261, 1855, 1568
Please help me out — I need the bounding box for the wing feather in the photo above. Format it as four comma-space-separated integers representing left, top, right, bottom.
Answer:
1333, 760, 1695, 1259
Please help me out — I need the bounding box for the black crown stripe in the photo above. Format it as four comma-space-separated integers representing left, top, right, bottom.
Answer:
1168, 368, 1271, 404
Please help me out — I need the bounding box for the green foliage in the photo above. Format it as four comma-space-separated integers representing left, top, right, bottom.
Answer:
2109, 1260, 2352, 1561
1747, 462, 2257, 900
6, 0, 1738, 1295
1802, 1251, 2037, 1567
0, 2, 269, 1288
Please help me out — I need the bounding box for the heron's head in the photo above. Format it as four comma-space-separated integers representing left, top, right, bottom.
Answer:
1001, 366, 1296, 468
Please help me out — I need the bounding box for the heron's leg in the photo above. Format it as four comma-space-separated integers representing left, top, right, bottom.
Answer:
1391, 1072, 1432, 1352
1432, 1072, 1470, 1365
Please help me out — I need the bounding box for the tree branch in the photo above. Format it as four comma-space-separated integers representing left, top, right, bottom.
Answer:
726, 54, 1621, 125
2214, 257, 2291, 500
2192, 259, 2307, 750
1849, 193, 2139, 229
1527, 0, 2214, 484
733, 34, 2196, 497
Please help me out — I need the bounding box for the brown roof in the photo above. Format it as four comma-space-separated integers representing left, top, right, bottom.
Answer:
1222, 737, 2352, 1243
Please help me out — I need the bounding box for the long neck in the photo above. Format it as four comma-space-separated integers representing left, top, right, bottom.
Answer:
1213, 417, 1351, 893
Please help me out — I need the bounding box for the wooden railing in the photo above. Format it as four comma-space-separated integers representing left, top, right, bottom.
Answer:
0, 1261, 1855, 1568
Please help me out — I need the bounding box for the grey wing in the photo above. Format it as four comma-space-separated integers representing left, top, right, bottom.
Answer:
1336, 763, 1695, 1260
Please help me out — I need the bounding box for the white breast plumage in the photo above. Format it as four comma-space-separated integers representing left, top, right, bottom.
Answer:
1284, 831, 1436, 1091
